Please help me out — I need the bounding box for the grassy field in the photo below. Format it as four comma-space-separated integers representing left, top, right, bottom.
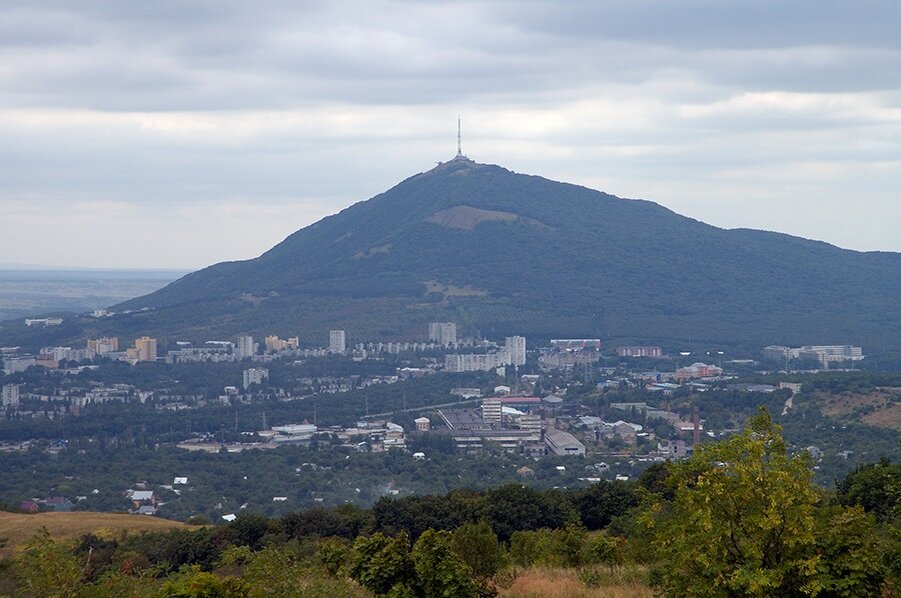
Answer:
498, 566, 654, 598
814, 388, 901, 431
0, 511, 187, 558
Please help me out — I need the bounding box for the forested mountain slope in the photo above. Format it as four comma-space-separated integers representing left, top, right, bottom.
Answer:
11, 156, 900, 352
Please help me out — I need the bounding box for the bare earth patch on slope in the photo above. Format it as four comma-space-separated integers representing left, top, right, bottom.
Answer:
424, 280, 488, 297
354, 244, 392, 259
425, 206, 519, 230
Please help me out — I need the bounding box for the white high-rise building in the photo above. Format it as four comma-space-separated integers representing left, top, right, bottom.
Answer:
235, 335, 255, 359
2, 384, 20, 406
87, 337, 119, 356
329, 330, 346, 354
428, 322, 457, 346
445, 352, 510, 372
243, 368, 269, 390
481, 399, 502, 424
505, 336, 526, 366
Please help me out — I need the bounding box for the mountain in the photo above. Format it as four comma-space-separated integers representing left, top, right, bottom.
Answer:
6, 156, 901, 355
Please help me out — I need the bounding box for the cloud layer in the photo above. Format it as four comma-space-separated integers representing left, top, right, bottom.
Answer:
1, 1, 899, 268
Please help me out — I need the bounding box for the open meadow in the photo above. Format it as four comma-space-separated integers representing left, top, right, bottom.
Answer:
0, 511, 187, 558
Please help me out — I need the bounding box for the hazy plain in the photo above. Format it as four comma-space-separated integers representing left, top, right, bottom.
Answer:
0, 268, 187, 322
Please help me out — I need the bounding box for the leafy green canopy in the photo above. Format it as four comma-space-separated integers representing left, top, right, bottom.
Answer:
642, 408, 887, 597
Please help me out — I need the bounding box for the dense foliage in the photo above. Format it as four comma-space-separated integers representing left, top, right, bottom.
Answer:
640, 409, 896, 597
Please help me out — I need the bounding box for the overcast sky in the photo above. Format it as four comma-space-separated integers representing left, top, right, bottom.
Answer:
1, 0, 899, 269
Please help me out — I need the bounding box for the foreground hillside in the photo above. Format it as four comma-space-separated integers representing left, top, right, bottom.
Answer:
1, 416, 897, 597
0, 510, 186, 558
3, 156, 900, 354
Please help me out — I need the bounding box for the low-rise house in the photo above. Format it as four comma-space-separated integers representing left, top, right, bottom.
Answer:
127, 489, 156, 509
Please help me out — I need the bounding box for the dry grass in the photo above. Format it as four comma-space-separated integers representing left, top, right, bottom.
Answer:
814, 388, 901, 431
498, 566, 654, 598
861, 401, 901, 430
0, 511, 187, 558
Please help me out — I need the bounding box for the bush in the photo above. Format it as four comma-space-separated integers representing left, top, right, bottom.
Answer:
509, 526, 587, 568
451, 521, 507, 580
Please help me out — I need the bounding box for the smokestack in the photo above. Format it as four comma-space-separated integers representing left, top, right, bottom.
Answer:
692, 406, 700, 446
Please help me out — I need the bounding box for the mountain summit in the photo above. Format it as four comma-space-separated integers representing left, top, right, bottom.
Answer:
112, 157, 899, 352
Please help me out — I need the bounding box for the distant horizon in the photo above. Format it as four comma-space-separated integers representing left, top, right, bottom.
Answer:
0, 263, 192, 273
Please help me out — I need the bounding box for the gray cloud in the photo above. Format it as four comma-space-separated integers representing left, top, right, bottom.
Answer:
0, 0, 898, 268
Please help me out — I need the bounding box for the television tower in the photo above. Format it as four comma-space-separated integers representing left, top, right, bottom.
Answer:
456, 115, 463, 158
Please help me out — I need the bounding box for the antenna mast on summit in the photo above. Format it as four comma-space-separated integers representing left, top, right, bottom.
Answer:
456, 115, 462, 157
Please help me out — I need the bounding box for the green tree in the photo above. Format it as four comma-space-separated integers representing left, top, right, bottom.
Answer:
801, 506, 885, 597
836, 458, 900, 523
642, 409, 819, 596
225, 513, 273, 549
572, 480, 639, 530
642, 408, 890, 597
450, 521, 506, 581
411, 529, 481, 598
508, 528, 582, 568
14, 527, 83, 598
585, 532, 626, 568
219, 543, 369, 598
348, 532, 415, 596
157, 565, 249, 597
479, 484, 577, 542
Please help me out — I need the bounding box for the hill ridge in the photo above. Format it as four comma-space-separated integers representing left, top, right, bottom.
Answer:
3, 157, 899, 354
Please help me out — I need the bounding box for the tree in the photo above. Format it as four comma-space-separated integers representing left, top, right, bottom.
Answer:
348, 532, 415, 596
479, 484, 577, 542
225, 513, 273, 549
450, 521, 506, 581
572, 480, 639, 530
642, 409, 818, 596
642, 408, 889, 597
158, 565, 249, 598
411, 530, 481, 598
14, 527, 82, 598
802, 506, 885, 597
836, 458, 900, 523
636, 461, 673, 499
